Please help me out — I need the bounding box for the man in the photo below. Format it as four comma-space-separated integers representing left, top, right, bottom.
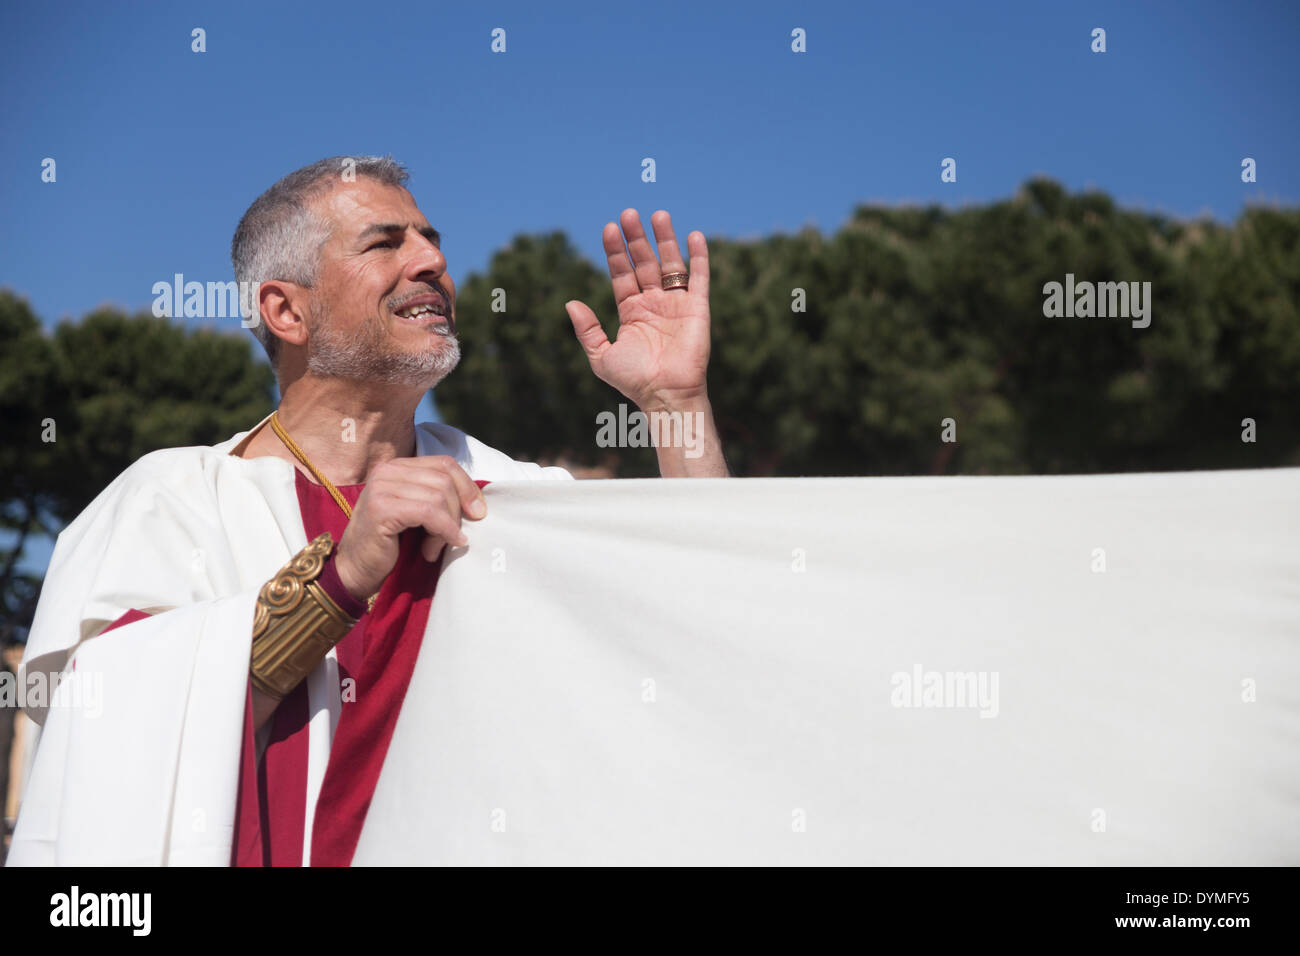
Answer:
8, 155, 727, 866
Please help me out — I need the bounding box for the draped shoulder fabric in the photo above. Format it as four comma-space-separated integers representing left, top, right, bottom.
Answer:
7, 414, 571, 866
353, 469, 1300, 865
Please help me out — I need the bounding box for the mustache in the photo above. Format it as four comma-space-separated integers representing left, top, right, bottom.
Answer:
390, 286, 453, 315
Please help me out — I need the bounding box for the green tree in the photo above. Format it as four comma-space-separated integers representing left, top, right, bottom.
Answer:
436, 179, 1300, 477
437, 232, 657, 475
0, 290, 275, 641
5, 179, 1299, 635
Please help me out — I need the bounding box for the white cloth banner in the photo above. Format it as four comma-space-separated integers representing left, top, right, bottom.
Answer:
355, 469, 1300, 865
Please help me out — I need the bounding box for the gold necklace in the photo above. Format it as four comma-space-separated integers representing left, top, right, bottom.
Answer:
269, 411, 377, 613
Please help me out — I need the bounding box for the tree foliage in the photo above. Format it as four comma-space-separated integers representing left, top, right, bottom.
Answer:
3, 178, 1298, 639
0, 292, 274, 641
438, 179, 1300, 477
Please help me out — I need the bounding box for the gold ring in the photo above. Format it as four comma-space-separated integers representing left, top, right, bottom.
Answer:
661, 272, 689, 291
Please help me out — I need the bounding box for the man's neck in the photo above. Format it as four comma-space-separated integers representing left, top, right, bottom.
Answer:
240, 376, 426, 486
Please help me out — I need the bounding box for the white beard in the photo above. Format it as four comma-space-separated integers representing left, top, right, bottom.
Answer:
305, 302, 461, 388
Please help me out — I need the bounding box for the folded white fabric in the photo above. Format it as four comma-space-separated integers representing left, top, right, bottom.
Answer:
355, 469, 1300, 865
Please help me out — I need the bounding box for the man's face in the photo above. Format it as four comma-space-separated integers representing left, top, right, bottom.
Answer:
303, 178, 460, 387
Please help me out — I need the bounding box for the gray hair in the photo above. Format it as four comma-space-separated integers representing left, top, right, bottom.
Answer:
231, 155, 410, 369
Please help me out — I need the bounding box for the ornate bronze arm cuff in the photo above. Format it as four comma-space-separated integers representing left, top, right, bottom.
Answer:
250, 531, 357, 701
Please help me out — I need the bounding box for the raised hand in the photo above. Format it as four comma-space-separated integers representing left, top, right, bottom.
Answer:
564, 209, 712, 412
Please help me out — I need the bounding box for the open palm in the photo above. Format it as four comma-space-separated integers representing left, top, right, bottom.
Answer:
565, 209, 712, 410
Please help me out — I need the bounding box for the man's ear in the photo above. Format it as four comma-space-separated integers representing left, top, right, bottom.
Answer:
258, 280, 311, 349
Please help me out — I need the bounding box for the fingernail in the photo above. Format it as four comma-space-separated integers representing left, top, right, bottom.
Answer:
469, 499, 486, 519
457, 533, 469, 547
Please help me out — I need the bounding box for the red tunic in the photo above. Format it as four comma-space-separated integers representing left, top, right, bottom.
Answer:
91, 466, 489, 865
222, 468, 488, 866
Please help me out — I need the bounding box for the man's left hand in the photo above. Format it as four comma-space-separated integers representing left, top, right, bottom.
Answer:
565, 208, 712, 412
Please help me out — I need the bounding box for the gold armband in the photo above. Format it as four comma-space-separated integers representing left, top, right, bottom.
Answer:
250, 531, 357, 701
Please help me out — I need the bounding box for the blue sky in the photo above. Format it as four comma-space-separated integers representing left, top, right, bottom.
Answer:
2, 0, 1296, 335
1, 0, 1297, 577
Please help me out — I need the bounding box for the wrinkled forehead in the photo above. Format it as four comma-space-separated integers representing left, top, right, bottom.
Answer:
312, 179, 427, 241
